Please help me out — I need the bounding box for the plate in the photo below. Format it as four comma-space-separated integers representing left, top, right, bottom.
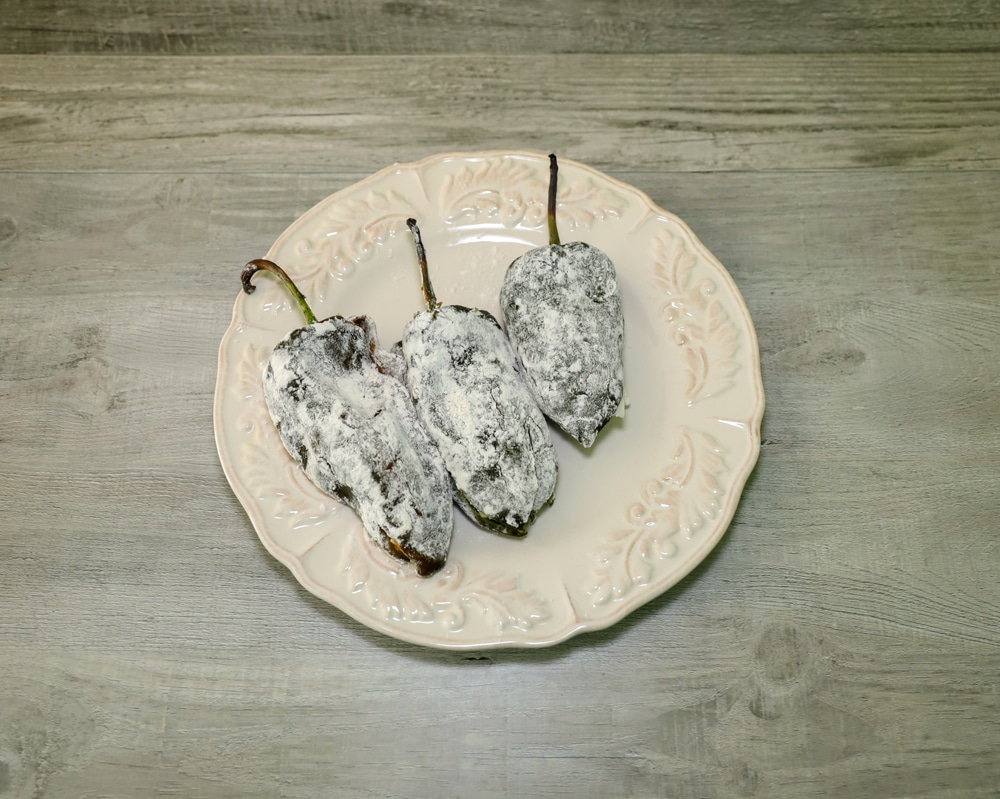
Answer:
214, 151, 764, 649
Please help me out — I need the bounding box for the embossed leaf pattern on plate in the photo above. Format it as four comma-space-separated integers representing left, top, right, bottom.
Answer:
589, 430, 727, 607
652, 232, 743, 404
556, 176, 630, 232
292, 188, 413, 293
337, 527, 551, 634
441, 158, 545, 226
439, 157, 629, 232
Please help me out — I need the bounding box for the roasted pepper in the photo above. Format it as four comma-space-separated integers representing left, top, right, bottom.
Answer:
500, 154, 625, 448
242, 259, 453, 576
400, 221, 558, 537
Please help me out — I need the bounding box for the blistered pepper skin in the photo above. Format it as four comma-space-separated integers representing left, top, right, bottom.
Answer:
402, 305, 558, 537
501, 241, 624, 448
263, 315, 453, 576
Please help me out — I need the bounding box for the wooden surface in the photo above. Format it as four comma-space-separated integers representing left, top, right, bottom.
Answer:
2, 3, 999, 797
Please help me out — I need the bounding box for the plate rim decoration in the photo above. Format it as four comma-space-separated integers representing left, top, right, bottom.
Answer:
214, 150, 764, 650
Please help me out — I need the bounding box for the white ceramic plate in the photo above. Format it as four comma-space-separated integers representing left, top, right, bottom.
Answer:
215, 151, 764, 649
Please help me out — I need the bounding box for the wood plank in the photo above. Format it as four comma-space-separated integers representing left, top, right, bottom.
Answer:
3, 2, 999, 794
1, 169, 997, 650
1, 54, 999, 173
2, 118, 999, 799
0, 629, 997, 797
1, 0, 999, 55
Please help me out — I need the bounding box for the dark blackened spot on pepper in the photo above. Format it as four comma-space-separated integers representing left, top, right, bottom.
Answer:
585, 282, 609, 304
502, 440, 525, 467
286, 377, 306, 401
317, 325, 369, 373
452, 347, 474, 368
296, 443, 310, 469
481, 464, 502, 482
411, 552, 444, 577
456, 485, 527, 538
467, 464, 503, 502
369, 464, 398, 499
333, 343, 363, 372
385, 531, 445, 577
332, 483, 355, 504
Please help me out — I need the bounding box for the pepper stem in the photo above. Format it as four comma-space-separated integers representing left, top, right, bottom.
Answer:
407, 218, 440, 311
241, 259, 317, 325
547, 153, 561, 246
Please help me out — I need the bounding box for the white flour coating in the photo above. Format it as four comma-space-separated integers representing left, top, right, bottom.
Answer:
380, 340, 408, 383
402, 305, 558, 536
500, 241, 625, 448
263, 316, 453, 576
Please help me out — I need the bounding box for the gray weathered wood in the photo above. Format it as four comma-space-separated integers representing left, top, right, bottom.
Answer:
1, 0, 999, 55
2, 54, 999, 173
1, 22, 999, 799
1, 163, 998, 796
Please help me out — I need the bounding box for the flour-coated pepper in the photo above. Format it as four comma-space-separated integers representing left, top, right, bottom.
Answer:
500, 154, 625, 448
242, 259, 453, 576
401, 221, 558, 537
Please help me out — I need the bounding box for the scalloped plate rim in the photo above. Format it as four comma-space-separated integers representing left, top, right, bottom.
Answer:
214, 149, 764, 650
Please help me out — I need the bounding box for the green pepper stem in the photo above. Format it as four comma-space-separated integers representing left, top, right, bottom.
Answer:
407, 218, 440, 311
241, 259, 317, 325
547, 153, 561, 246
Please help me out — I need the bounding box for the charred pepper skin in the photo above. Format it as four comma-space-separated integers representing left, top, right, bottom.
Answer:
243, 260, 453, 577
500, 241, 624, 448
402, 220, 558, 538
500, 154, 625, 448
403, 305, 558, 537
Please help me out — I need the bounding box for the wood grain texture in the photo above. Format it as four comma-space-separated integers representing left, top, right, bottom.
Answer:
2, 0, 1000, 55
1, 8, 999, 793
2, 54, 999, 173
1, 165, 998, 797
